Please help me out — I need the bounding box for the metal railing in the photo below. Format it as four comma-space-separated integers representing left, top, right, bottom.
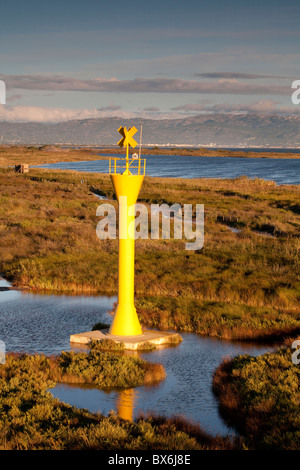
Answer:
109, 157, 146, 176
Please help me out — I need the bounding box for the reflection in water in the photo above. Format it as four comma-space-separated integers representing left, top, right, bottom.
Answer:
0, 278, 116, 355
117, 389, 135, 421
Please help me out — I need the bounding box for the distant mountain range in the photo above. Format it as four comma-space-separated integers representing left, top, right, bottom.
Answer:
0, 114, 299, 148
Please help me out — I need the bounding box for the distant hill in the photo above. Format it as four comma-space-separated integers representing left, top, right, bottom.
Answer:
0, 114, 299, 148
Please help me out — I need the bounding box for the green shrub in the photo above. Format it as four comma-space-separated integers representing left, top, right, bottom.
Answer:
213, 345, 300, 449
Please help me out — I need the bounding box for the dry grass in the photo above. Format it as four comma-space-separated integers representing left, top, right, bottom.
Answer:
212, 343, 300, 449
0, 145, 109, 166
142, 362, 167, 385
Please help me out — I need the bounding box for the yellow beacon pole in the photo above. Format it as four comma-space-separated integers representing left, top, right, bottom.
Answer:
109, 126, 145, 336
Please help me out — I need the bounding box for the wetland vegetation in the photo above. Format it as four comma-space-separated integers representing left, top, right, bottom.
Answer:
0, 155, 299, 341
0, 146, 299, 450
0, 349, 239, 450
213, 340, 300, 450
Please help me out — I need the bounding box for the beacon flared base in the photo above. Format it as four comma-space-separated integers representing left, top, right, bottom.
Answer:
70, 329, 183, 351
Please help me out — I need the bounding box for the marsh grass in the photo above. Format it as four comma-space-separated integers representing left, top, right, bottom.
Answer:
0, 145, 109, 166
89, 338, 125, 352
136, 296, 300, 341
212, 344, 300, 449
91, 322, 110, 331
56, 349, 147, 389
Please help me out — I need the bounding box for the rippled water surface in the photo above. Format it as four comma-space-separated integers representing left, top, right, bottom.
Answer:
37, 154, 300, 185
0, 279, 273, 436
0, 279, 115, 355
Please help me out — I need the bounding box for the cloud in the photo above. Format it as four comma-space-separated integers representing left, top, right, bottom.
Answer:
0, 104, 181, 123
0, 74, 290, 96
82, 50, 300, 81
6, 94, 23, 103
142, 107, 160, 112
0, 105, 104, 123
0, 99, 298, 124
195, 72, 287, 80
172, 100, 300, 115
97, 105, 121, 112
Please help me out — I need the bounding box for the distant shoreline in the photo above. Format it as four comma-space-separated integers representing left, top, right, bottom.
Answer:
89, 146, 300, 159
1, 145, 300, 168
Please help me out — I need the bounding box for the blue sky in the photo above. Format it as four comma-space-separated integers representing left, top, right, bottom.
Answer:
0, 0, 299, 122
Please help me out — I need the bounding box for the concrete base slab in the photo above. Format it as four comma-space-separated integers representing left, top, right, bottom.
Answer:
70, 329, 182, 351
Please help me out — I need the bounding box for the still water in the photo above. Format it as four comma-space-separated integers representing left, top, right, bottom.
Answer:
37, 154, 300, 185
0, 279, 114, 355
0, 278, 273, 436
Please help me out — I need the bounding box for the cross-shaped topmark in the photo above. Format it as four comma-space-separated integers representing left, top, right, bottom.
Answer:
118, 126, 138, 148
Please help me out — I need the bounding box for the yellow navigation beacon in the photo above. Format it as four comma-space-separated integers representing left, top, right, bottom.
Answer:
109, 126, 146, 336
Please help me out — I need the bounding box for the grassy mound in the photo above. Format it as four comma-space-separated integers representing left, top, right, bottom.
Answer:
213, 342, 300, 449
